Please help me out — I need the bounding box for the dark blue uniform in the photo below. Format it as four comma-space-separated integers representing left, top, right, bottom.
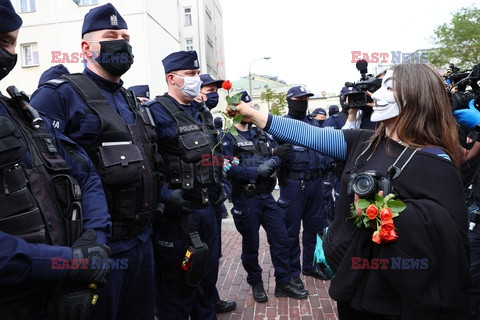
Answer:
222, 125, 291, 286
146, 96, 230, 320
30, 68, 156, 320
0, 96, 111, 316
323, 112, 347, 213
277, 115, 327, 278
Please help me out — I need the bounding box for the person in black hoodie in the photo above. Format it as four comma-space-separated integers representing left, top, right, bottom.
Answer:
228, 63, 470, 320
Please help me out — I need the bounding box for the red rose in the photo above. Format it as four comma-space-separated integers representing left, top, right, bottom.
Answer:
372, 231, 382, 244
380, 208, 393, 221
382, 229, 398, 242
222, 80, 232, 91
381, 219, 394, 232
365, 204, 378, 219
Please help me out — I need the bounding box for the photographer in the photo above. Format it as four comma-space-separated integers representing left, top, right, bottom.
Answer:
229, 63, 469, 319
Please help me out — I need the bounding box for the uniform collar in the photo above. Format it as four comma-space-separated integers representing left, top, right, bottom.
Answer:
83, 67, 124, 92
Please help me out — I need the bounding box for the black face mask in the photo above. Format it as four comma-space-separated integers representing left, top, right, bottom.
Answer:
287, 99, 308, 119
95, 39, 134, 76
205, 92, 219, 109
0, 46, 17, 81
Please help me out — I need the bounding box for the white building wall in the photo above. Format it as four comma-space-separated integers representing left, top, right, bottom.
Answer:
2, 0, 180, 97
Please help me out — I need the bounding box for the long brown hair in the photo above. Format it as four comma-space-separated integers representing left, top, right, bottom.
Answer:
369, 63, 460, 166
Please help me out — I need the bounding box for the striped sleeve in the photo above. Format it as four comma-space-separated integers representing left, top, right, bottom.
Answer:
265, 115, 347, 160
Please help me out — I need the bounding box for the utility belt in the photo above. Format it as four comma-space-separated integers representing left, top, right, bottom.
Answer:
111, 211, 152, 241
286, 169, 324, 181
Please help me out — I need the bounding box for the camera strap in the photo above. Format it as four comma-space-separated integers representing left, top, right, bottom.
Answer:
385, 146, 420, 180
352, 141, 420, 181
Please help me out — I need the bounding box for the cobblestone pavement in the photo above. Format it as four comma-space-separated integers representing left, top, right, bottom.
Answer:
216, 190, 339, 320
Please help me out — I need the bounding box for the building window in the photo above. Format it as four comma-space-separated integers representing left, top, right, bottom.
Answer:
184, 7, 192, 26
21, 43, 39, 67
74, 0, 99, 6
186, 38, 194, 51
12, 0, 36, 13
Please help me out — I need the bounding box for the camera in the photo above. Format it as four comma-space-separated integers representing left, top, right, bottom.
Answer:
444, 63, 480, 111
345, 60, 383, 108
347, 170, 392, 199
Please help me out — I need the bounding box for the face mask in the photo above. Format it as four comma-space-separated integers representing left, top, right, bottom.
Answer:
371, 70, 400, 122
0, 46, 17, 81
287, 98, 309, 118
204, 92, 219, 109
95, 39, 134, 76
173, 74, 202, 99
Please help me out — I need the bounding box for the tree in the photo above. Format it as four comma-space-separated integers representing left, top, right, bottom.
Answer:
270, 92, 287, 116
260, 88, 275, 112
429, 6, 480, 69
261, 89, 287, 115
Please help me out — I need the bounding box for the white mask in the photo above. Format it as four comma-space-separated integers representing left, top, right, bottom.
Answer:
173, 74, 202, 99
370, 70, 400, 122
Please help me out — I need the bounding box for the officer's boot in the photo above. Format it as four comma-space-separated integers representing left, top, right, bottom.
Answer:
290, 276, 304, 290
252, 282, 268, 303
274, 281, 309, 299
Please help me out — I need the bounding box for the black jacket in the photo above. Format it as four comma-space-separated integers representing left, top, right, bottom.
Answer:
324, 129, 470, 319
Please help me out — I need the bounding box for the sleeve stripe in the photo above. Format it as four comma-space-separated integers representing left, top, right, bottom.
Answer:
266, 115, 347, 160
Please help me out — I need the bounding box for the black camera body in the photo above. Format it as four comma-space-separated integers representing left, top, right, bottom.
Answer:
345, 60, 382, 108
444, 63, 480, 111
347, 170, 392, 199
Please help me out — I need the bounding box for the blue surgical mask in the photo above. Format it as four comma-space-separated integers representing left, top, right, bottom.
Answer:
173, 74, 202, 99
205, 92, 219, 109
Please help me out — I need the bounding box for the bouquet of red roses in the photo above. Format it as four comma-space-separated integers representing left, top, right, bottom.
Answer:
351, 193, 406, 244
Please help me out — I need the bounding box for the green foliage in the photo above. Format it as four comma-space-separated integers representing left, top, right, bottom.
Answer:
261, 89, 287, 115
429, 6, 480, 69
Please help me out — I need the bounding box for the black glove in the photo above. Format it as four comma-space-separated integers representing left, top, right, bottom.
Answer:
67, 229, 110, 286
272, 144, 291, 162
258, 159, 276, 178
166, 189, 192, 215
48, 282, 100, 320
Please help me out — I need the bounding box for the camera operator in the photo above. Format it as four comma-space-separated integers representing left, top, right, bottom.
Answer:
229, 64, 469, 319
342, 70, 386, 130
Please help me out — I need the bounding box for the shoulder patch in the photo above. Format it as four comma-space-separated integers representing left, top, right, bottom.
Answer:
43, 78, 68, 88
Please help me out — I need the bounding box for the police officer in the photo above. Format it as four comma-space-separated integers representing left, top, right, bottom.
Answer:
310, 107, 327, 126
0, 1, 111, 318
320, 105, 342, 223
194, 73, 236, 314
223, 91, 309, 302
128, 84, 150, 104
277, 86, 329, 286
145, 51, 231, 320
324, 93, 350, 212
37, 64, 70, 88
31, 4, 161, 319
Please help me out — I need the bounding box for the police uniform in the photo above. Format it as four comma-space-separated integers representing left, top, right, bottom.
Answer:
278, 86, 328, 281
145, 51, 230, 320
30, 4, 160, 320
0, 1, 111, 318
323, 101, 349, 213
222, 92, 308, 300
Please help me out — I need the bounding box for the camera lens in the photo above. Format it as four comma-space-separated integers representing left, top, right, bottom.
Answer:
352, 174, 376, 198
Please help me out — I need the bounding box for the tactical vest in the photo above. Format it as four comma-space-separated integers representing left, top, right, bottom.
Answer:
155, 96, 221, 200
0, 96, 81, 247
62, 74, 161, 241
287, 117, 326, 173
231, 127, 276, 196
